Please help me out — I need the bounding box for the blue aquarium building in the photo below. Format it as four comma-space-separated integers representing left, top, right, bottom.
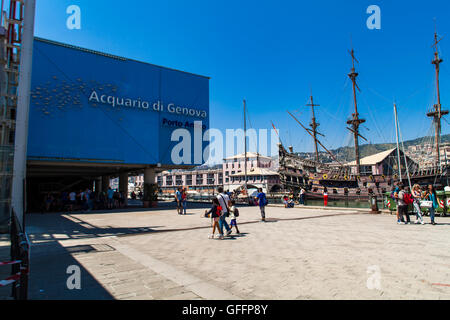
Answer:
26, 38, 210, 210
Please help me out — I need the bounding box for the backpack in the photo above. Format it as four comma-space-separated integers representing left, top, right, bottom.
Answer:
233, 207, 239, 217
404, 193, 414, 205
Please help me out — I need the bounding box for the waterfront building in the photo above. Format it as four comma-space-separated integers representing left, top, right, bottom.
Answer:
155, 168, 223, 195
223, 152, 280, 193
346, 148, 418, 176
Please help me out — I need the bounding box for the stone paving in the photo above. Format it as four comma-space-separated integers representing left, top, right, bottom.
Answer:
24, 203, 450, 300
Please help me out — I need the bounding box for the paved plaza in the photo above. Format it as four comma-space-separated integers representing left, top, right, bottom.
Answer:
19, 203, 450, 300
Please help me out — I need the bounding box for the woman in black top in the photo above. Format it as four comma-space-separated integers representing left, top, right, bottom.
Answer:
205, 198, 222, 239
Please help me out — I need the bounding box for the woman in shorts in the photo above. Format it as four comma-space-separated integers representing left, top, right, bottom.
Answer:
412, 184, 425, 225
205, 198, 223, 239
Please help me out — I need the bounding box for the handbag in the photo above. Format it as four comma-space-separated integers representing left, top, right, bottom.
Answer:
420, 200, 432, 208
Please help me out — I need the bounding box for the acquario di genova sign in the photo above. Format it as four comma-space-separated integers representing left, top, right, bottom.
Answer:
88, 90, 208, 119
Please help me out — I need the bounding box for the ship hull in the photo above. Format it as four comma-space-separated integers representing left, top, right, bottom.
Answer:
277, 144, 450, 201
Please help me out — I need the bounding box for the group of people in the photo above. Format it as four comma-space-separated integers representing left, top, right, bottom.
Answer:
203, 187, 268, 239
282, 188, 307, 208
130, 191, 143, 200
43, 187, 127, 213
392, 183, 439, 225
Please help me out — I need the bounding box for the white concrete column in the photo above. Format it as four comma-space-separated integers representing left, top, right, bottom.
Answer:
10, 0, 36, 229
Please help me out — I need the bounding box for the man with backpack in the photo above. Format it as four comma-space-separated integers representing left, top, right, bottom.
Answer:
396, 184, 411, 224
217, 187, 232, 239
256, 188, 268, 222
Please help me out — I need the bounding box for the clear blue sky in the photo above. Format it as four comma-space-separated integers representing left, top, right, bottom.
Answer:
33, 0, 450, 153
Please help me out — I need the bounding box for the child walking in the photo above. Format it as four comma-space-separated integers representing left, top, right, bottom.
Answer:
205, 198, 223, 239
229, 200, 240, 234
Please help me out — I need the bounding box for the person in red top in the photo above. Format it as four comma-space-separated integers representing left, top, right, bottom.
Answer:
181, 188, 187, 215
323, 187, 328, 206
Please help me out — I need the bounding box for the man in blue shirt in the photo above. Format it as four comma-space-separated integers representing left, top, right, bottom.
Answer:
256, 188, 267, 222
107, 187, 115, 209
175, 187, 182, 215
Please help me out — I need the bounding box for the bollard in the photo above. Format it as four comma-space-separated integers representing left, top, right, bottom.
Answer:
370, 195, 381, 214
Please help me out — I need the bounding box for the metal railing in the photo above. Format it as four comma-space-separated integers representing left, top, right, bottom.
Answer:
9, 209, 29, 300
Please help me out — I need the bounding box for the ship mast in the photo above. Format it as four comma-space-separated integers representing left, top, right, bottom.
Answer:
244, 99, 248, 196
287, 111, 344, 167
427, 30, 448, 168
306, 94, 321, 162
346, 48, 366, 175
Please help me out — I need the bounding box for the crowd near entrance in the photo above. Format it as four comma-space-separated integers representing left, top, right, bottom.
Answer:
26, 177, 129, 213
25, 162, 158, 214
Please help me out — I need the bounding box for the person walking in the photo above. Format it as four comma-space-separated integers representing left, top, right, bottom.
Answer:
392, 183, 402, 224
85, 188, 94, 211
80, 189, 86, 211
107, 187, 114, 209
397, 184, 410, 224
69, 190, 76, 212
113, 190, 120, 208
426, 185, 438, 225
256, 188, 268, 222
217, 187, 232, 238
412, 184, 425, 225
181, 188, 187, 215
323, 187, 328, 207
205, 198, 222, 239
300, 188, 306, 205
175, 187, 183, 215
229, 200, 240, 234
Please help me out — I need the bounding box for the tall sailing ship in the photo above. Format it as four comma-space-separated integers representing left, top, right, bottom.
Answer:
278, 32, 450, 201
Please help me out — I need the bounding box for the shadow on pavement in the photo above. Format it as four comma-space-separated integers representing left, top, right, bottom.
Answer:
27, 212, 166, 243
29, 240, 115, 300
117, 212, 359, 238
27, 201, 213, 216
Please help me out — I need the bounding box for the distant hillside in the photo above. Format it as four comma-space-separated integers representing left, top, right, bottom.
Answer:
309, 134, 450, 163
